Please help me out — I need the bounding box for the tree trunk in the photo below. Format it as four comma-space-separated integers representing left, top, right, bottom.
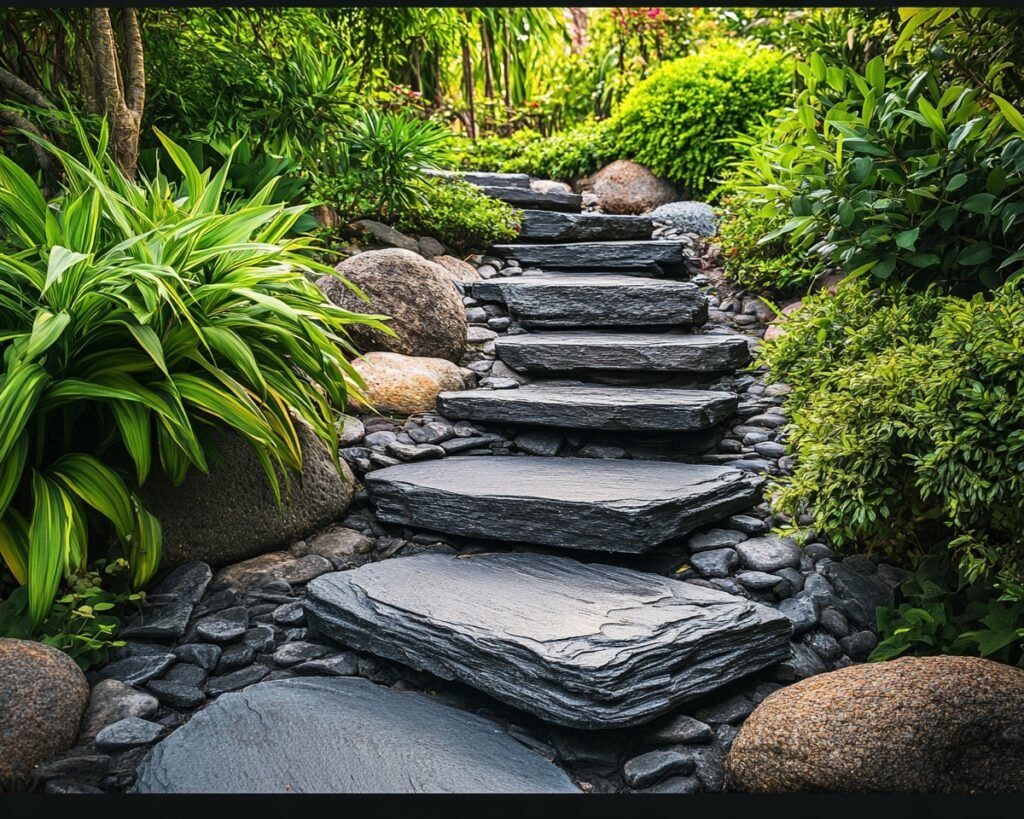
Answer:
461, 41, 475, 140
89, 7, 144, 178
502, 20, 512, 136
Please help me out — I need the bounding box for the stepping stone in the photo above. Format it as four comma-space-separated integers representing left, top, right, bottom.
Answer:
365, 456, 764, 553
437, 384, 737, 431
305, 553, 792, 728
469, 274, 708, 329
423, 169, 531, 189
517, 210, 654, 242
490, 241, 684, 273
478, 186, 582, 212
495, 332, 751, 374
132, 677, 578, 793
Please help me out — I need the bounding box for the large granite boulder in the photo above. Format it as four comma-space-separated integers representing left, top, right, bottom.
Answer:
726, 656, 1024, 792
586, 160, 678, 215
132, 677, 579, 793
141, 422, 354, 568
0, 639, 89, 782
351, 351, 472, 416
318, 249, 466, 363
305, 552, 792, 728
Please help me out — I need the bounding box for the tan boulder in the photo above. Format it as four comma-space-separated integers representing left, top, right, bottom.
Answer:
434, 254, 481, 284
726, 656, 1024, 793
0, 639, 89, 782
214, 552, 333, 592
352, 352, 472, 416
318, 249, 467, 363
586, 160, 679, 215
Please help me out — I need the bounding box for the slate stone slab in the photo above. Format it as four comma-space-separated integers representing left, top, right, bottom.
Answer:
423, 169, 531, 189
517, 210, 654, 242
491, 241, 683, 272
495, 332, 751, 374
437, 384, 737, 432
366, 456, 763, 553
479, 186, 582, 212
305, 553, 792, 729
132, 677, 579, 793
469, 274, 708, 328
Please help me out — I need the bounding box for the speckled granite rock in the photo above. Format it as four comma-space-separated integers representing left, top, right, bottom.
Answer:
351, 352, 472, 416
726, 656, 1024, 792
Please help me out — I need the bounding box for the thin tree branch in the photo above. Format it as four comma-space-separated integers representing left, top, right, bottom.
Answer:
0, 66, 55, 110
0, 109, 61, 178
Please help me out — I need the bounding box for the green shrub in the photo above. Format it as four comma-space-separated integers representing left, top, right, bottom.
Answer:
395, 179, 520, 250
762, 280, 1024, 596
610, 43, 791, 196
0, 120, 387, 630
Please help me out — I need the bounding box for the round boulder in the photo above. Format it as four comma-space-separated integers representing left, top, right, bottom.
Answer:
318, 249, 467, 363
141, 421, 355, 568
726, 656, 1024, 793
352, 352, 471, 416
434, 254, 481, 284
588, 160, 679, 215
0, 639, 89, 782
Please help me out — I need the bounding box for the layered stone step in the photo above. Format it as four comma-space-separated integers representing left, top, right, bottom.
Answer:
517, 210, 654, 242
496, 332, 751, 374
478, 186, 583, 213
437, 384, 737, 431
132, 677, 578, 792
469, 274, 707, 329
305, 553, 793, 728
365, 456, 763, 553
490, 241, 685, 274
423, 169, 531, 189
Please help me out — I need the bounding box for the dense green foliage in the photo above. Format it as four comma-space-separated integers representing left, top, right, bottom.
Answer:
395, 179, 520, 251
0, 122, 385, 630
610, 44, 791, 196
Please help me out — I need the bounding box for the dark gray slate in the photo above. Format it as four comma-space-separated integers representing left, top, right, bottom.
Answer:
517, 210, 654, 242
735, 536, 803, 572
305, 553, 792, 728
469, 274, 707, 328
94, 717, 164, 751
491, 241, 683, 272
478, 186, 582, 212
423, 169, 531, 189
365, 456, 764, 553
438, 384, 737, 432
132, 677, 579, 793
496, 332, 751, 374
120, 601, 193, 640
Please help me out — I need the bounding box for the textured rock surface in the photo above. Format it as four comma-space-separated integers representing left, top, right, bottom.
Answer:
434, 254, 481, 283
306, 553, 792, 728
470, 274, 707, 328
424, 169, 531, 189
496, 332, 751, 374
0, 639, 89, 781
318, 249, 467, 362
438, 384, 737, 431
143, 423, 354, 567
491, 241, 685, 273
477, 185, 582, 212
587, 160, 678, 215
517, 210, 654, 242
649, 202, 718, 237
132, 677, 579, 793
726, 656, 1024, 792
366, 456, 764, 552
351, 352, 472, 416
78, 679, 160, 743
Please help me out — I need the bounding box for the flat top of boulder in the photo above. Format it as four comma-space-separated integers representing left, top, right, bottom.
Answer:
132, 677, 579, 793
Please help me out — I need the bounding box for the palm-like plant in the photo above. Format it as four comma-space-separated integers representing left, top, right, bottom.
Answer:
0, 119, 387, 628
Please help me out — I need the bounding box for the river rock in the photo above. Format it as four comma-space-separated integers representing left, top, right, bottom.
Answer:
586, 160, 678, 215
351, 352, 471, 415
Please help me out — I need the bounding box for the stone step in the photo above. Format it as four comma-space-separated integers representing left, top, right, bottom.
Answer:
495, 332, 751, 374
478, 186, 583, 213
437, 384, 737, 431
365, 456, 764, 553
132, 677, 578, 792
517, 210, 654, 242
423, 169, 532, 189
469, 274, 708, 329
305, 553, 792, 728
490, 241, 685, 274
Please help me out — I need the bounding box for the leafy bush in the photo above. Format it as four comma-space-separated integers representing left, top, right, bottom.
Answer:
762, 280, 1024, 596
395, 179, 520, 250
610, 43, 791, 196
0, 120, 386, 629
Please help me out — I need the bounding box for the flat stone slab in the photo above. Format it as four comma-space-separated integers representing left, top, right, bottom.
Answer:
490, 241, 684, 273
305, 553, 792, 728
517, 210, 654, 242
469, 274, 708, 328
478, 186, 582, 212
365, 456, 764, 553
437, 384, 737, 431
423, 169, 531, 189
495, 332, 751, 373
132, 677, 578, 793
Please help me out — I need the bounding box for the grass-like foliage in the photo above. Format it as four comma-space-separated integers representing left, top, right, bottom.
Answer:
395, 178, 520, 250
0, 119, 386, 630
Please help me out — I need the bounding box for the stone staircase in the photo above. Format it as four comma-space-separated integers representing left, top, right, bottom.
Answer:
304, 175, 794, 731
